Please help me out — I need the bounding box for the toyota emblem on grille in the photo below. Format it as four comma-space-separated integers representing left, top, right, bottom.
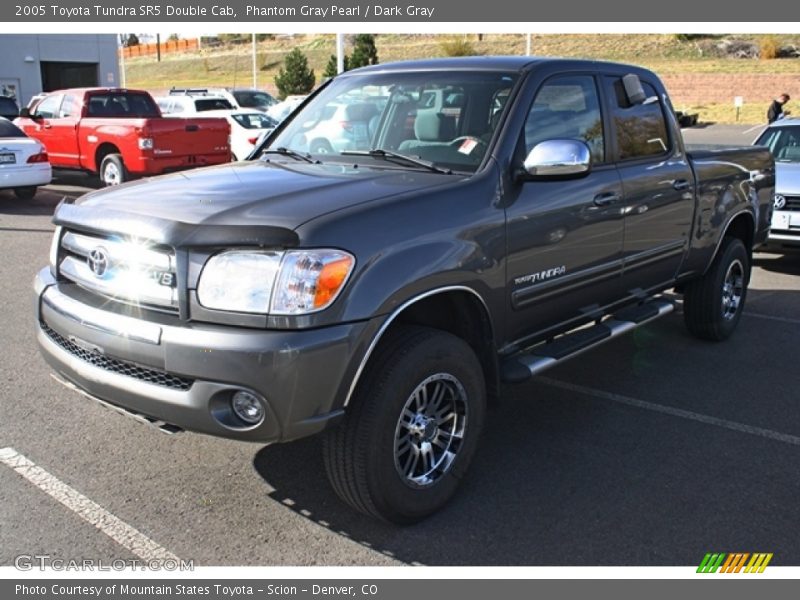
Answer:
774, 195, 787, 210
87, 247, 110, 277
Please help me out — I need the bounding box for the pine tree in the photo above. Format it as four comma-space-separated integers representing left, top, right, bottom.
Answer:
349, 34, 379, 69
274, 49, 316, 100
323, 54, 350, 78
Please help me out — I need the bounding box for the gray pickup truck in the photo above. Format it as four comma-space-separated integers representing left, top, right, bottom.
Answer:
34, 57, 773, 524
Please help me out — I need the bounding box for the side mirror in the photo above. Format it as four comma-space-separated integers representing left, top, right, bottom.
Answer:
522, 139, 592, 178
19, 107, 32, 118
622, 73, 646, 105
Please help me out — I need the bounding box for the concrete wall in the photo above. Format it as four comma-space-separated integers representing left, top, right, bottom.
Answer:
0, 34, 119, 107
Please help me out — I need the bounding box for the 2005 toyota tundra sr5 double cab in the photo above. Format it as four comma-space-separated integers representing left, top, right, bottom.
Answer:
34, 58, 773, 524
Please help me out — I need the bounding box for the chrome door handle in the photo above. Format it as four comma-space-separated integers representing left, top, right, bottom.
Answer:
672, 179, 691, 191
593, 192, 620, 207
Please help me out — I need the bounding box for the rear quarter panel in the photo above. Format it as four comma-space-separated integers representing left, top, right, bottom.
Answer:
682, 146, 774, 276
78, 118, 146, 172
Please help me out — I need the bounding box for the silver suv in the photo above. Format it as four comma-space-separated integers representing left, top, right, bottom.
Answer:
755, 119, 800, 247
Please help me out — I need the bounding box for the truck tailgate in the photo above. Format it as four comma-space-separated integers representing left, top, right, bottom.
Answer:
149, 117, 230, 158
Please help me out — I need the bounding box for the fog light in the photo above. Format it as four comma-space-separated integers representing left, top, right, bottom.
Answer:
231, 391, 264, 425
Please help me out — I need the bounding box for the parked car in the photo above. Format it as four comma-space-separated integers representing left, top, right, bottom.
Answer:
266, 95, 307, 124
34, 58, 772, 524
17, 88, 230, 186
155, 94, 235, 115
287, 101, 381, 154
195, 110, 277, 160
0, 117, 51, 199
204, 87, 279, 112
754, 119, 800, 248
0, 96, 20, 121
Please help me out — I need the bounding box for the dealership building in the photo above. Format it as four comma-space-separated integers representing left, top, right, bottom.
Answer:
0, 34, 120, 108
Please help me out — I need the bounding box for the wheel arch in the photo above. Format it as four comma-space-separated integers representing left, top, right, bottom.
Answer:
343, 286, 499, 408
94, 142, 121, 174
705, 210, 755, 276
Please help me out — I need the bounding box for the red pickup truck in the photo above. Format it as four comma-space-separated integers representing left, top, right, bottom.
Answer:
17, 88, 230, 186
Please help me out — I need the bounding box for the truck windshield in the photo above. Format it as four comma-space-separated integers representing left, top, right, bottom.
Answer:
264, 70, 519, 173
86, 93, 160, 118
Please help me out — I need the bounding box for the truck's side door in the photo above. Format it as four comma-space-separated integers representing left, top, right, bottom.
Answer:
603, 76, 695, 293
45, 92, 83, 169
504, 74, 625, 345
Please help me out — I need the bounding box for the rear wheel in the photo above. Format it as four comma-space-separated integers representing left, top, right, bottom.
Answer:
683, 237, 750, 341
99, 154, 127, 186
13, 187, 37, 200
323, 325, 486, 524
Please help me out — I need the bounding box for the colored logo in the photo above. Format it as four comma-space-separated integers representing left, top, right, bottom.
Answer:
697, 552, 773, 573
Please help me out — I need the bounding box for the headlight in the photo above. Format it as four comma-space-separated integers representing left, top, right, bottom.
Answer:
138, 137, 154, 150
197, 249, 354, 315
271, 250, 355, 315
197, 251, 282, 313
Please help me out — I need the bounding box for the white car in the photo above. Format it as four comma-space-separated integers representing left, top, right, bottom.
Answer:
155, 95, 235, 116
0, 117, 51, 199
195, 110, 278, 161
204, 88, 278, 113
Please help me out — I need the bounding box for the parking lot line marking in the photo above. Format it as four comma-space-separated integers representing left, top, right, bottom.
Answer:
0, 447, 180, 563
536, 378, 800, 447
743, 311, 800, 326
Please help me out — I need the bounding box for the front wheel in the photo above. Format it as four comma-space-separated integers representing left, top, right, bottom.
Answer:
99, 154, 127, 186
683, 237, 750, 341
323, 325, 486, 524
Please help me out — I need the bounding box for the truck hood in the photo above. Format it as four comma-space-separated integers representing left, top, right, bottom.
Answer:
54, 160, 464, 247
775, 161, 800, 195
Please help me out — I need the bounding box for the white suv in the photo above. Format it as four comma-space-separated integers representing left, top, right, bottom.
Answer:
169, 88, 278, 113
156, 94, 234, 116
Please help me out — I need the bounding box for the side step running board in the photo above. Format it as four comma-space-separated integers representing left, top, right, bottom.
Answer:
501, 299, 674, 383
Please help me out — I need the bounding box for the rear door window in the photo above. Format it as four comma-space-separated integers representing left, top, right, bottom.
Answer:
194, 98, 234, 111
606, 78, 670, 160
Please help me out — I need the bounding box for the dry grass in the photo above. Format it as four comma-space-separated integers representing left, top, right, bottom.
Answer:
679, 102, 771, 125
124, 33, 800, 95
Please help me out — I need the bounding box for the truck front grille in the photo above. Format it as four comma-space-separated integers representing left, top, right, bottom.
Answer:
42, 322, 193, 391
57, 229, 178, 312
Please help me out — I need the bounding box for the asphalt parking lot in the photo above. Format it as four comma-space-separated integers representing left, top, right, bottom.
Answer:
1, 136, 799, 567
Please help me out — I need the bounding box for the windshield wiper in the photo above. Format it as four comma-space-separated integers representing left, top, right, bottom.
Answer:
341, 148, 452, 174
261, 147, 315, 163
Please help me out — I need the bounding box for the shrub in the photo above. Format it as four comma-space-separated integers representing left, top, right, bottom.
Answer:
274, 48, 316, 100
439, 37, 480, 57
760, 36, 780, 60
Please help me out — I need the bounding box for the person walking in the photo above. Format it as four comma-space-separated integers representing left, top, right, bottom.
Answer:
767, 93, 791, 123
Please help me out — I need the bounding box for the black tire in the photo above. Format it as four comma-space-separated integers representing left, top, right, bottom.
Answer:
99, 153, 127, 186
13, 187, 37, 200
323, 325, 486, 524
683, 237, 750, 341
